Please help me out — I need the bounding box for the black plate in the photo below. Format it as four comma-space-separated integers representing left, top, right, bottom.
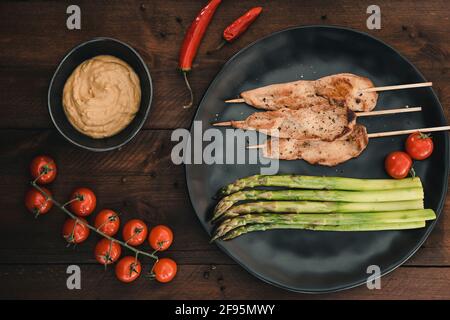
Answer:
48, 37, 153, 152
185, 26, 448, 293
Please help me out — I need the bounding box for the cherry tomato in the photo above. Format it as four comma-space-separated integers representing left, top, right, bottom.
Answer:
148, 225, 173, 251
30, 155, 57, 184
62, 218, 90, 244
25, 187, 53, 216
95, 238, 121, 265
385, 151, 413, 179
69, 187, 96, 217
122, 219, 148, 246
94, 209, 120, 236
405, 132, 434, 160
153, 258, 177, 283
115, 256, 141, 283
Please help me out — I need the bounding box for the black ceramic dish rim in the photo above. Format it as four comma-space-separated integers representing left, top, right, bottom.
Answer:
185, 25, 450, 294
47, 37, 153, 152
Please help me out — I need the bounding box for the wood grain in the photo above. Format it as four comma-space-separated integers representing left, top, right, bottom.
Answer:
0, 0, 449, 299
0, 0, 448, 129
1, 264, 449, 299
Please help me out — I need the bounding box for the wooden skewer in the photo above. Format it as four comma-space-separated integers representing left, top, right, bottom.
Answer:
212, 107, 422, 126
213, 121, 234, 126
360, 82, 432, 93
225, 98, 245, 103
247, 144, 265, 149
356, 106, 421, 117
247, 126, 450, 149
368, 126, 450, 138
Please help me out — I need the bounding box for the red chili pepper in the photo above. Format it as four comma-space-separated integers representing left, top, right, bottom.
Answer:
224, 7, 263, 41
179, 0, 222, 108
208, 7, 263, 54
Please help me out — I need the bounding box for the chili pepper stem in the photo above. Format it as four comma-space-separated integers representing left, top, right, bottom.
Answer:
182, 71, 194, 109
207, 39, 227, 55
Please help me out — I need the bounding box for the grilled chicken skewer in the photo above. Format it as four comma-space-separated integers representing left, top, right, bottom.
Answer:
213, 106, 421, 141
214, 105, 356, 141
239, 73, 377, 112
225, 73, 431, 112
258, 124, 369, 166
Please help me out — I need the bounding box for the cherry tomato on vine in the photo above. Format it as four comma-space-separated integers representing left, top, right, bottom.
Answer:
69, 187, 96, 217
94, 209, 120, 236
385, 151, 413, 179
95, 238, 121, 265
152, 258, 177, 283
148, 225, 173, 251
122, 219, 148, 246
30, 155, 57, 184
25, 187, 53, 217
115, 256, 141, 283
405, 132, 434, 160
62, 217, 90, 244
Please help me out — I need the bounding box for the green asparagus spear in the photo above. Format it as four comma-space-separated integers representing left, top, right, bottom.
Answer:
220, 221, 427, 241
213, 188, 424, 220
212, 209, 435, 240
216, 200, 424, 221
219, 175, 423, 196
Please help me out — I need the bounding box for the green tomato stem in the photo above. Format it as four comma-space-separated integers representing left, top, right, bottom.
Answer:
30, 181, 158, 260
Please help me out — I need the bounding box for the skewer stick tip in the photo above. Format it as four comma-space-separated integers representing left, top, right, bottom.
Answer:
247, 144, 265, 149
361, 82, 433, 93
356, 106, 422, 117
368, 125, 450, 139
212, 121, 232, 127
225, 98, 245, 104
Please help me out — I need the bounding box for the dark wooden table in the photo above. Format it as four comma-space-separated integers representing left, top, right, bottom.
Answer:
0, 0, 449, 299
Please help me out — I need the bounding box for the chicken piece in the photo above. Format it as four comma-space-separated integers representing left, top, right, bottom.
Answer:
240, 73, 378, 112
228, 105, 356, 141
262, 124, 368, 166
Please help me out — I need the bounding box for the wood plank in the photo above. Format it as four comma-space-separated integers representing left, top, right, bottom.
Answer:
0, 0, 448, 129
0, 0, 449, 299
0, 129, 449, 266
0, 129, 177, 176
0, 264, 449, 299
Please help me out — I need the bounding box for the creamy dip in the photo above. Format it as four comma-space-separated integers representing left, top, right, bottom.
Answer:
62, 55, 141, 139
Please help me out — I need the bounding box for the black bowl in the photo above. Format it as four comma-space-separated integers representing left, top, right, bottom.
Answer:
48, 37, 152, 151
